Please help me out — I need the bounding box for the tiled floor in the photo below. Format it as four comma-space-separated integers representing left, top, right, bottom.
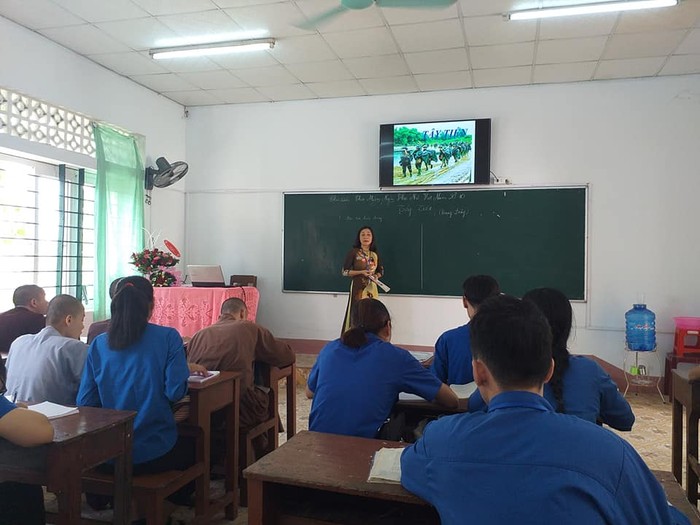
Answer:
47, 385, 678, 524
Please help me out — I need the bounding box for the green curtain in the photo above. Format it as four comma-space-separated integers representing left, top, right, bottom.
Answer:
93, 122, 145, 320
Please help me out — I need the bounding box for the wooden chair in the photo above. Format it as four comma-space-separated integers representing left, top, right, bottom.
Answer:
239, 362, 296, 506
229, 274, 257, 287
80, 425, 206, 525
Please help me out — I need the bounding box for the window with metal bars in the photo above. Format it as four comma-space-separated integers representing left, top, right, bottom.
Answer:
0, 153, 95, 310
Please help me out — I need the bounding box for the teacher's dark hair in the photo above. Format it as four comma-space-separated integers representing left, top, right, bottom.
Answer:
108, 275, 154, 350
342, 298, 390, 348
523, 287, 572, 413
352, 225, 377, 252
470, 295, 552, 390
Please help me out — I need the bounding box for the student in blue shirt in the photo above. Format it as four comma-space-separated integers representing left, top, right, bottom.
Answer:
78, 276, 204, 508
430, 274, 499, 384
402, 295, 688, 525
0, 394, 54, 524
468, 287, 634, 431
307, 298, 457, 439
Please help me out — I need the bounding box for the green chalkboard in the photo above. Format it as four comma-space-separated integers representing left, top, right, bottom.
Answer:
283, 187, 587, 299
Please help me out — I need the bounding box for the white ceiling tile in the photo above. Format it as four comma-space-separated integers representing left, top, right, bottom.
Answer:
0, 0, 84, 29
392, 19, 464, 53
162, 89, 224, 105
414, 71, 472, 91
660, 54, 700, 75
538, 13, 617, 40
594, 57, 666, 79
54, 0, 150, 23
306, 79, 366, 98
96, 18, 180, 50
472, 65, 531, 88
463, 15, 536, 46
224, 3, 311, 37
131, 0, 219, 16
178, 70, 247, 89
213, 0, 281, 6
359, 75, 418, 95
297, 0, 384, 32
616, 2, 700, 34
677, 28, 700, 54
533, 61, 596, 84
210, 49, 279, 68
285, 60, 353, 82
470, 42, 534, 69
343, 54, 409, 78
271, 34, 337, 64
380, 4, 459, 25
459, 0, 537, 17
157, 10, 245, 41
404, 48, 469, 74
604, 30, 687, 60
208, 87, 270, 103
323, 27, 398, 59
256, 83, 317, 101
39, 24, 131, 55
130, 73, 198, 92
233, 64, 299, 86
155, 56, 221, 73
89, 51, 169, 75
536, 36, 607, 64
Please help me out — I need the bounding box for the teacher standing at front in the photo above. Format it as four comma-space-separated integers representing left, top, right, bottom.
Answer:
341, 226, 384, 334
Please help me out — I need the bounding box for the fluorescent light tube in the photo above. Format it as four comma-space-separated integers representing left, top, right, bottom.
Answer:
506, 0, 678, 21
150, 38, 274, 60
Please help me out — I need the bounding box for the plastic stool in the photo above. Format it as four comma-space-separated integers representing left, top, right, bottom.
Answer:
673, 317, 700, 357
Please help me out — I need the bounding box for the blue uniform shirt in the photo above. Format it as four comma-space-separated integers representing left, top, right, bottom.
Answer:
308, 334, 442, 438
430, 323, 473, 384
0, 395, 16, 418
77, 323, 189, 464
468, 355, 635, 430
402, 391, 689, 525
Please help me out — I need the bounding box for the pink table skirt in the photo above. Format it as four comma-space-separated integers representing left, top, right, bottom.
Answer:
151, 286, 259, 338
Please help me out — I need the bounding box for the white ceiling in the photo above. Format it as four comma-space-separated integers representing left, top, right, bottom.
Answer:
2, 0, 700, 106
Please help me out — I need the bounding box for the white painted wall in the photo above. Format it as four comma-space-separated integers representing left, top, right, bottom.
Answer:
0, 15, 187, 250
186, 74, 700, 369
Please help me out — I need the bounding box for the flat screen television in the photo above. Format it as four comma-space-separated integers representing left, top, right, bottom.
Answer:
379, 118, 491, 188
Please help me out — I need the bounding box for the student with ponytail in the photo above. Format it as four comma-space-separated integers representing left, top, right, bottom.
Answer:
306, 298, 457, 438
78, 276, 200, 491
468, 287, 634, 431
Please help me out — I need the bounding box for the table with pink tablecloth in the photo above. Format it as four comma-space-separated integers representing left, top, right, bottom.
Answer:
151, 286, 259, 338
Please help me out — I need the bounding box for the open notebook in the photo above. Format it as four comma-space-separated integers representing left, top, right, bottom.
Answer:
28, 401, 78, 419
188, 370, 220, 383
398, 382, 477, 402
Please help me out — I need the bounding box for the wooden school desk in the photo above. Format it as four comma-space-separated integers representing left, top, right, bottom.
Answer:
653, 470, 700, 524
185, 370, 241, 521
243, 430, 439, 525
0, 407, 135, 525
151, 286, 259, 338
672, 367, 700, 505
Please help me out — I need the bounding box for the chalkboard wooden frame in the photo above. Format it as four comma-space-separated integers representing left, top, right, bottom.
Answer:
283, 186, 588, 300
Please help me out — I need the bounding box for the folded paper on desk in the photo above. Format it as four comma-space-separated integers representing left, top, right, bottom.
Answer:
188, 370, 221, 383
28, 401, 78, 419
368, 447, 403, 484
398, 382, 477, 401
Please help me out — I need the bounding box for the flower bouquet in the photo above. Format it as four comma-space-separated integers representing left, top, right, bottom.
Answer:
130, 247, 180, 287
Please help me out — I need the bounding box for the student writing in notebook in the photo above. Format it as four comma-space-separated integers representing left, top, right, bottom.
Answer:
401, 295, 689, 525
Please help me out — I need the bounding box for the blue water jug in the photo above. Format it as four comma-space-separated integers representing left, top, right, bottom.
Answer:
625, 304, 656, 351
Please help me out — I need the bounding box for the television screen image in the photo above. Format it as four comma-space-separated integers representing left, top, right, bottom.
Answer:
379, 118, 491, 188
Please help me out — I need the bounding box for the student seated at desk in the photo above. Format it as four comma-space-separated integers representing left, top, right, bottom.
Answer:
430, 274, 500, 384
78, 276, 203, 508
401, 295, 689, 525
467, 287, 634, 431
0, 395, 54, 525
86, 277, 122, 344
306, 298, 457, 439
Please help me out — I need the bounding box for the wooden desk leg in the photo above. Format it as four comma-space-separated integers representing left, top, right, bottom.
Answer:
688, 410, 700, 505
193, 403, 210, 517
673, 398, 683, 483
54, 474, 82, 525
247, 479, 279, 525
113, 423, 133, 525
287, 365, 296, 439
225, 379, 240, 520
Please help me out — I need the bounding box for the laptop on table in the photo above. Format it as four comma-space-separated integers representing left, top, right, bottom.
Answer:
187, 265, 227, 287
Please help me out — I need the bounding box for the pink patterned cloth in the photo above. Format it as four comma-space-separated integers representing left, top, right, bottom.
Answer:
151, 286, 259, 338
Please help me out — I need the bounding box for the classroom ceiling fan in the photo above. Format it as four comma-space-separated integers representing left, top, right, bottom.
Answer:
295, 0, 458, 30
144, 157, 189, 191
